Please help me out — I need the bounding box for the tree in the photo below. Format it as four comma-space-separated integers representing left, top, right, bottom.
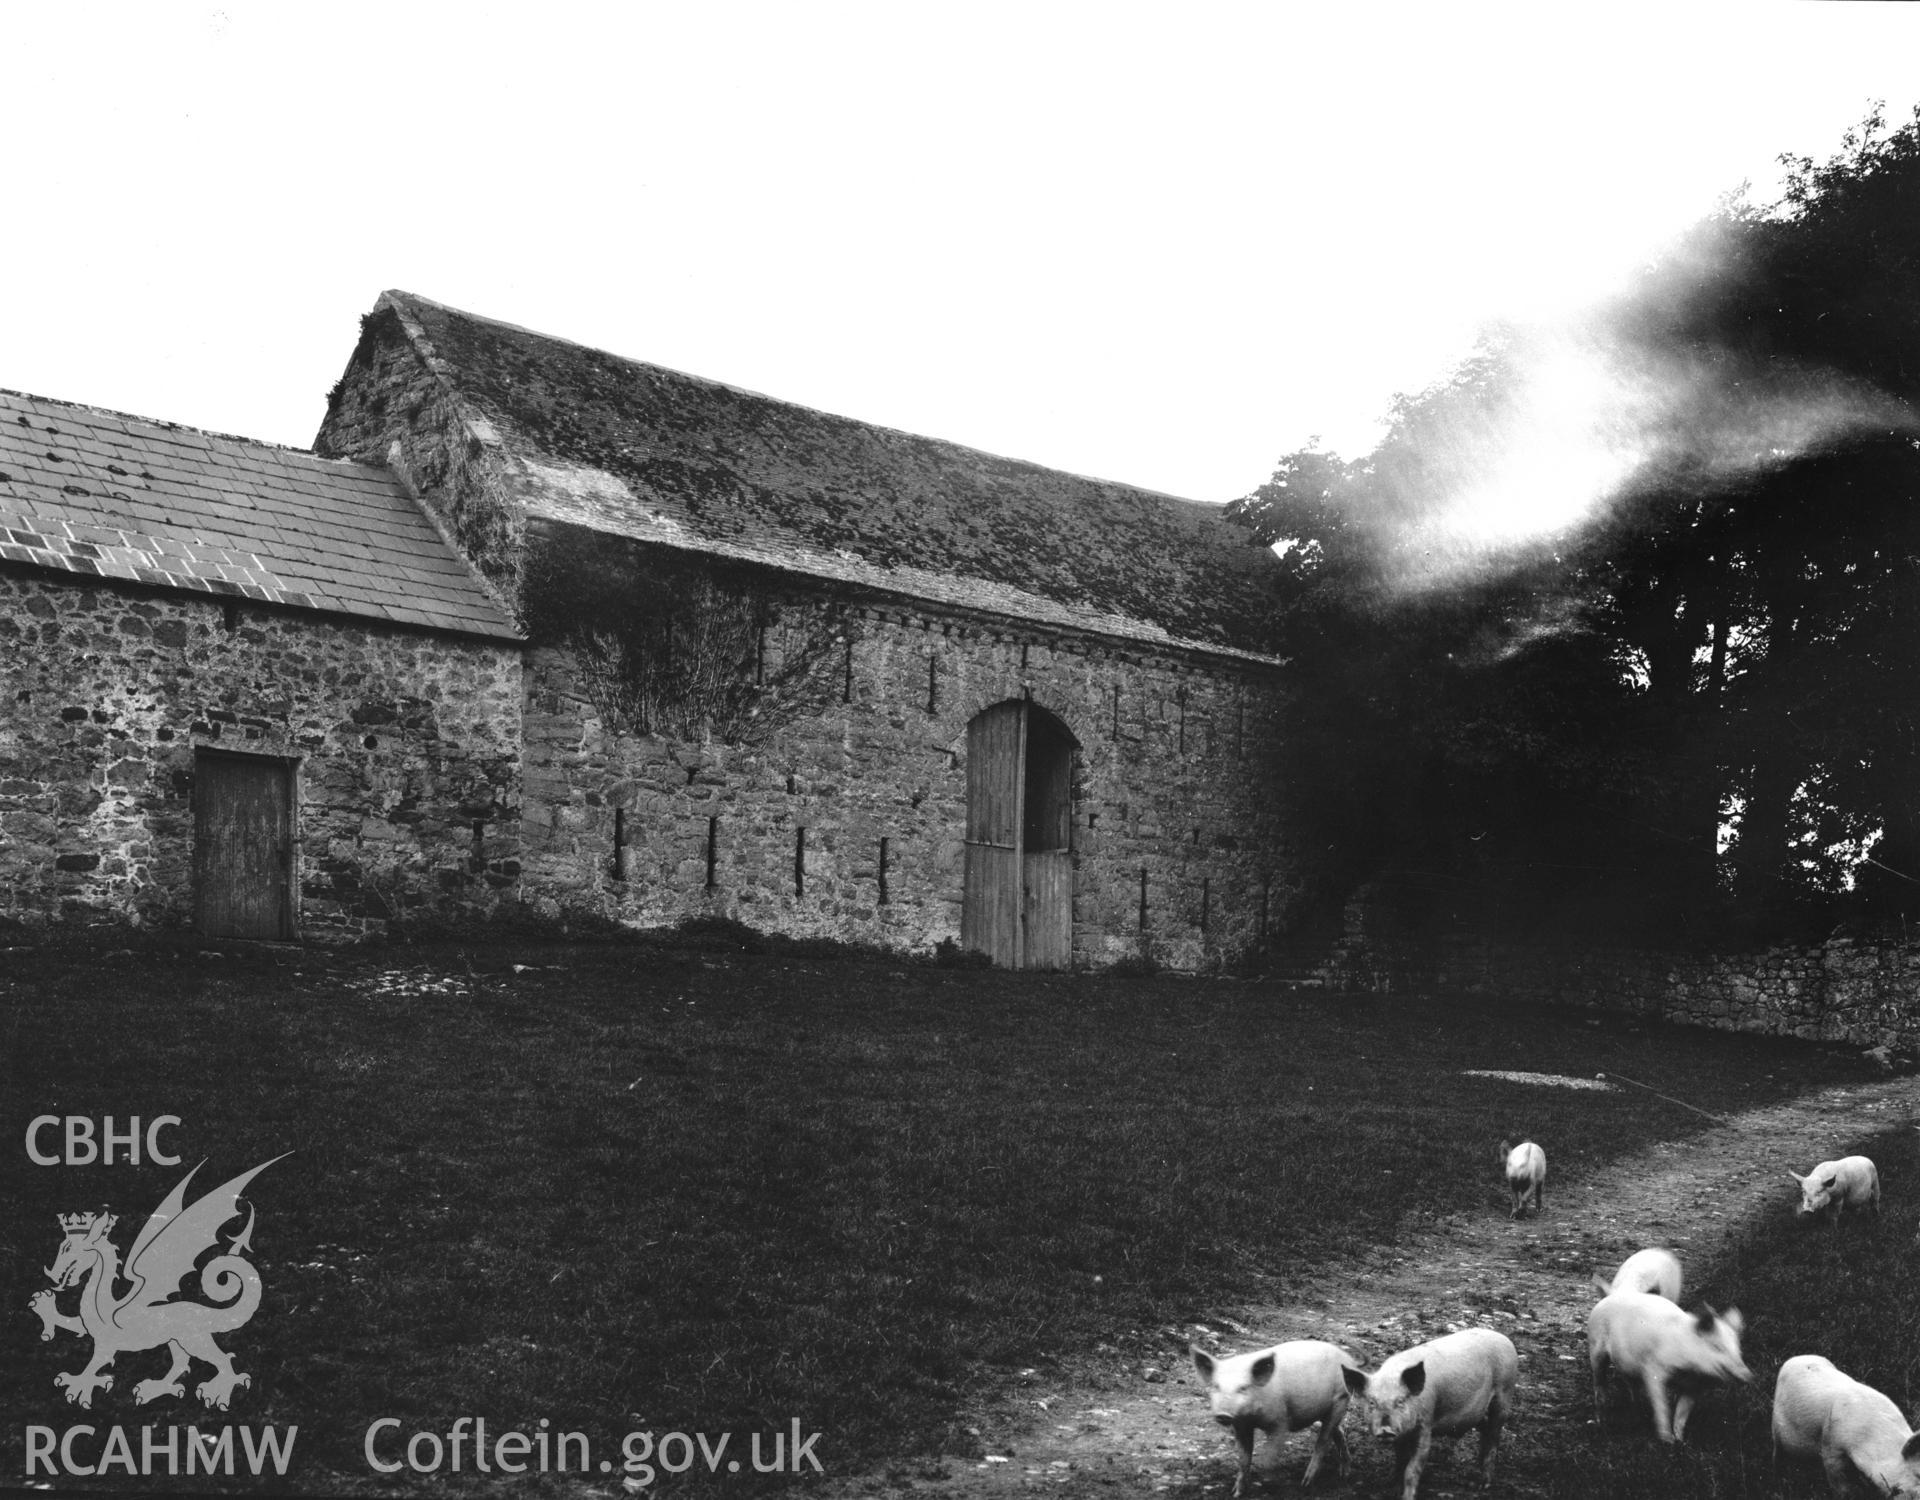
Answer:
1239, 104, 1920, 945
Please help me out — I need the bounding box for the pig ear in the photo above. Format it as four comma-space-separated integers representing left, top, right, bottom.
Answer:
1722, 1307, 1744, 1335
1900, 1430, 1920, 1462
1788, 1171, 1807, 1185
1190, 1346, 1215, 1380
1693, 1306, 1717, 1333
1342, 1365, 1369, 1398
1250, 1354, 1276, 1384
1591, 1273, 1611, 1296
1400, 1361, 1427, 1396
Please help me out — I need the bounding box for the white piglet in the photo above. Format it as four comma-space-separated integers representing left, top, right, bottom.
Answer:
1590, 1247, 1683, 1302
1191, 1339, 1356, 1497
1587, 1291, 1750, 1443
1790, 1156, 1881, 1224
1499, 1139, 1546, 1219
1772, 1354, 1920, 1498
1341, 1327, 1518, 1500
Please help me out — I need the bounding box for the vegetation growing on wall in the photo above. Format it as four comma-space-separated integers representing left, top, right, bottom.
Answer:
521, 527, 849, 746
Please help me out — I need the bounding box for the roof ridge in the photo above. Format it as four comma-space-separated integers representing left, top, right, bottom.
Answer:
379, 291, 1235, 513
0, 387, 381, 472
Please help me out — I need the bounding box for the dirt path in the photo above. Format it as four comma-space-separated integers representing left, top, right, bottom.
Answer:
816, 1075, 1919, 1498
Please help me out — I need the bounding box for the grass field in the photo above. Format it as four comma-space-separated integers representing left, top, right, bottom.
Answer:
0, 932, 1897, 1495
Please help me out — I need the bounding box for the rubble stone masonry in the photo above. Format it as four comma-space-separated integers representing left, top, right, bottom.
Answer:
517, 600, 1293, 970
1319, 900, 1920, 1054
0, 569, 522, 936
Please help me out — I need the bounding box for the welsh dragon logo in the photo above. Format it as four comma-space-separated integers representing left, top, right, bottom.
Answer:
29, 1154, 287, 1410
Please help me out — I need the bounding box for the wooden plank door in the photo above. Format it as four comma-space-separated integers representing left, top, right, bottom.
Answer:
962, 701, 1024, 965
193, 752, 294, 940
1021, 851, 1073, 969
964, 700, 1075, 969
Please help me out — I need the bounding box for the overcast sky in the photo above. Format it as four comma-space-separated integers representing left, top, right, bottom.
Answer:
6, 3, 1917, 503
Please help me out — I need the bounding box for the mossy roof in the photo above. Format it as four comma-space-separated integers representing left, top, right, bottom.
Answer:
378, 291, 1283, 660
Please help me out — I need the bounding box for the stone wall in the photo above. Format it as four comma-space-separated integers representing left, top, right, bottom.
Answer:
515, 583, 1293, 969
319, 304, 526, 601
0, 569, 522, 937
1316, 896, 1920, 1053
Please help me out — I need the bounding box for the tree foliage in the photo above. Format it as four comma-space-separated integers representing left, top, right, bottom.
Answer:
1237, 105, 1920, 947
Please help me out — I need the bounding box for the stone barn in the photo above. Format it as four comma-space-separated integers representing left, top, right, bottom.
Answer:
0, 388, 523, 939
0, 291, 1297, 967
317, 292, 1295, 969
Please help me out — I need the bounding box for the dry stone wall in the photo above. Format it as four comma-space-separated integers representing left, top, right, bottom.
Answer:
0, 569, 522, 937
1318, 898, 1920, 1053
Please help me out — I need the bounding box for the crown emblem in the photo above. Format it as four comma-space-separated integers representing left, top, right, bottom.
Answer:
57, 1211, 101, 1234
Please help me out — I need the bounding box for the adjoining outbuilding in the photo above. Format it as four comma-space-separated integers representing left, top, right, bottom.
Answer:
0, 388, 522, 939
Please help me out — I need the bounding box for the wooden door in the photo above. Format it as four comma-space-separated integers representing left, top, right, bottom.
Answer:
193, 752, 294, 940
962, 700, 1074, 968
962, 701, 1024, 965
1020, 852, 1073, 969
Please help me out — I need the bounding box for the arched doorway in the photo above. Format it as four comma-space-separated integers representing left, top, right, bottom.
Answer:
962, 698, 1076, 968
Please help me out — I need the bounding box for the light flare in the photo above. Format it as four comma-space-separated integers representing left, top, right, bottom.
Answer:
1430, 346, 1649, 550
1381, 326, 1916, 597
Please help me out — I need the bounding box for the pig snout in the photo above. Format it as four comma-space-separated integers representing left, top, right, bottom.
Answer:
1701, 1308, 1751, 1384
1350, 1392, 1407, 1440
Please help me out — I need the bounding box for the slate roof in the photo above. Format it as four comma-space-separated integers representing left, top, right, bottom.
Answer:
0, 388, 519, 641
377, 291, 1284, 661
